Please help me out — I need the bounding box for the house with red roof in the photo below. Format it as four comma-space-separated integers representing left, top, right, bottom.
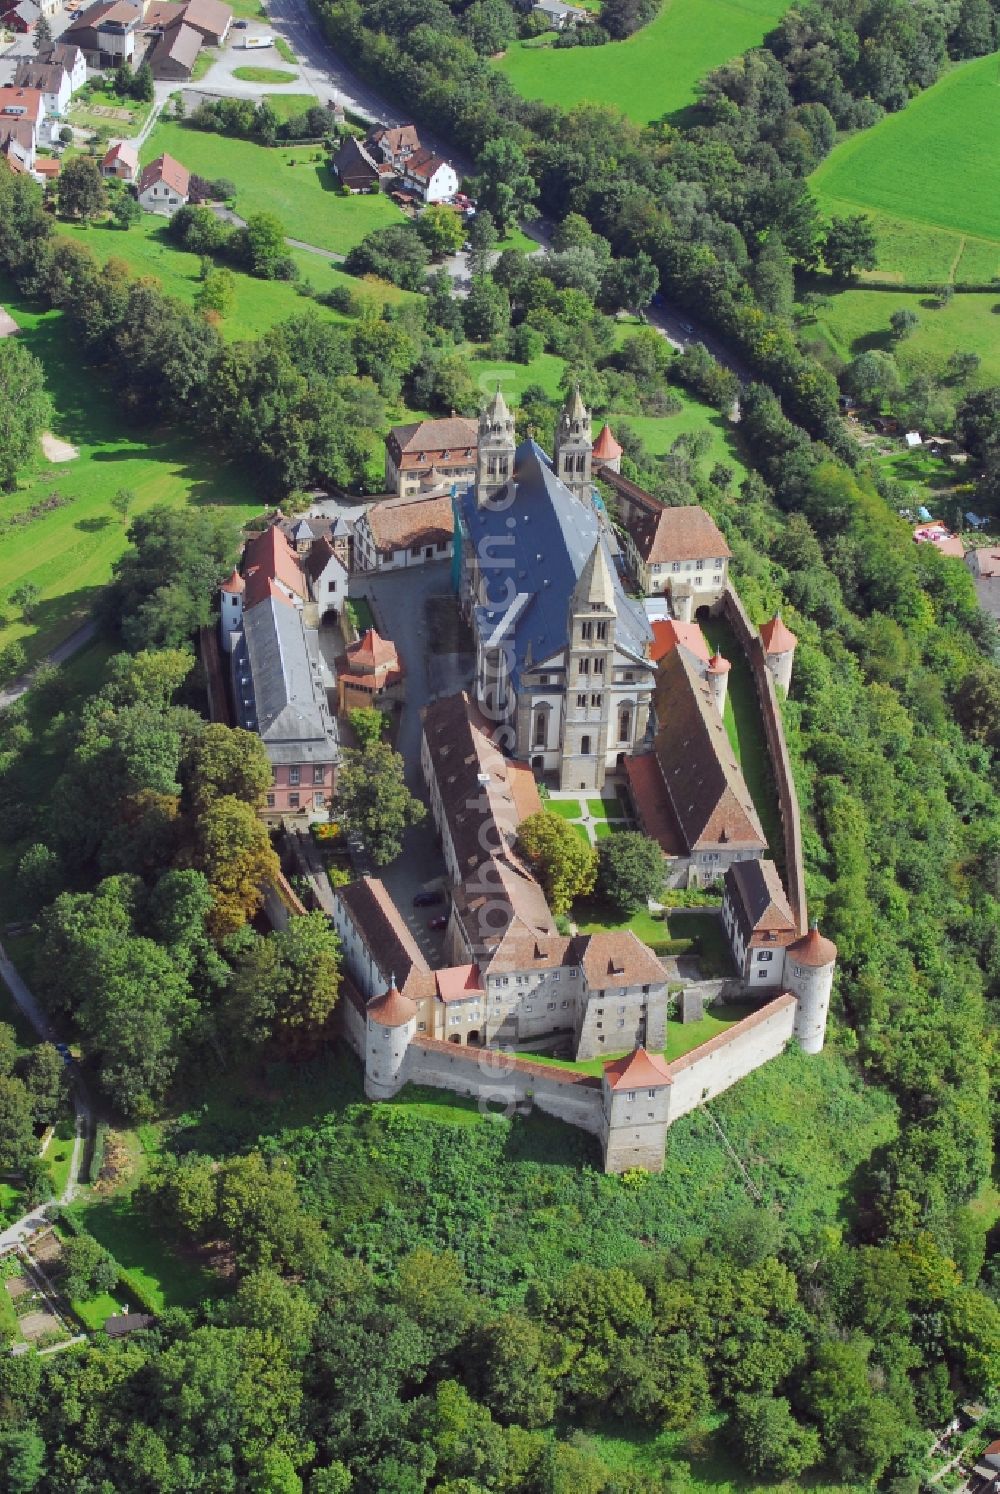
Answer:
337, 628, 403, 713
137, 153, 190, 216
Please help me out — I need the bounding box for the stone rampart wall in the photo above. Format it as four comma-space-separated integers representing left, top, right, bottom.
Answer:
721, 584, 807, 934
405, 1037, 605, 1135
667, 992, 797, 1120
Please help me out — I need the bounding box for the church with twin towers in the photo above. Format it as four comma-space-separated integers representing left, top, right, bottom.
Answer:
456, 387, 657, 792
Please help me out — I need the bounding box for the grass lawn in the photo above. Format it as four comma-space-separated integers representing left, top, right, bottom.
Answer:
575, 896, 668, 944
515, 1004, 747, 1072
0, 279, 259, 667
68, 83, 150, 138
666, 910, 734, 975
497, 0, 790, 124
190, 48, 216, 81
810, 52, 1000, 285
232, 65, 297, 83
263, 90, 316, 121
227, 0, 266, 16
141, 121, 405, 255
547, 798, 584, 819
54, 216, 401, 342
43, 1119, 76, 1200
807, 287, 1000, 385
274, 36, 297, 63
349, 595, 376, 632
701, 615, 782, 857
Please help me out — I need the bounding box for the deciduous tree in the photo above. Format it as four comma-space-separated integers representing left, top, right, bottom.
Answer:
0, 340, 52, 491
595, 831, 663, 916
516, 810, 597, 915
334, 741, 425, 865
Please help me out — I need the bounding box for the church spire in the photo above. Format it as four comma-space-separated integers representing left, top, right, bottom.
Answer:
572, 541, 616, 612
553, 385, 593, 501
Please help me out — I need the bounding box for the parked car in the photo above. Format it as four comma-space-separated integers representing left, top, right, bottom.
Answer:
413, 889, 444, 907
427, 915, 448, 931
234, 16, 247, 23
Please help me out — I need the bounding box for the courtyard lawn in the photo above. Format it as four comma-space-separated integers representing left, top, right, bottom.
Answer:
810, 52, 1000, 286
54, 217, 404, 342
664, 1001, 748, 1058
547, 798, 584, 819
807, 287, 1000, 386
0, 280, 258, 667
496, 0, 790, 124
140, 121, 404, 255
701, 615, 782, 857
666, 910, 735, 975
575, 897, 669, 945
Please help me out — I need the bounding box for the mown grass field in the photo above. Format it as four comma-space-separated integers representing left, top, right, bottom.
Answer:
810, 52, 1000, 285
141, 121, 404, 254
0, 279, 258, 666
55, 216, 405, 341
809, 288, 1000, 384
497, 0, 789, 124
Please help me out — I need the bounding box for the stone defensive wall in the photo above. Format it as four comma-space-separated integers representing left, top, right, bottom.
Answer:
405, 1036, 606, 1134
721, 582, 807, 935
665, 993, 797, 1121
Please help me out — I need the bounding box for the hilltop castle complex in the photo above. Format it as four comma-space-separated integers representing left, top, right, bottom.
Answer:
325, 389, 836, 1173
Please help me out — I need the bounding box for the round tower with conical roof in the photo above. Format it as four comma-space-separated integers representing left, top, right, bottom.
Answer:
706, 651, 731, 717
554, 386, 593, 501
592, 422, 623, 475
219, 567, 245, 653
759, 612, 797, 695
784, 925, 837, 1054
476, 386, 516, 507
364, 982, 418, 1099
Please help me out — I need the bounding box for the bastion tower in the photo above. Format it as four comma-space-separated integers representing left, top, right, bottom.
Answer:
785, 925, 837, 1055
364, 983, 417, 1100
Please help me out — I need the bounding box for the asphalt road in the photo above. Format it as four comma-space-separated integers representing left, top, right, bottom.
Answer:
0, 619, 99, 713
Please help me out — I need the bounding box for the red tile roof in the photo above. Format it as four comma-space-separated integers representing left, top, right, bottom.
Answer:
786, 925, 837, 968
592, 423, 622, 462
706, 652, 731, 675
650, 618, 709, 665
138, 152, 190, 199
628, 502, 731, 566
102, 139, 138, 171
220, 566, 244, 595
347, 628, 398, 671
759, 613, 797, 654
623, 752, 685, 856
242, 524, 306, 610
365, 492, 454, 554
367, 983, 418, 1027
435, 964, 484, 1004
604, 1047, 672, 1090
581, 932, 666, 990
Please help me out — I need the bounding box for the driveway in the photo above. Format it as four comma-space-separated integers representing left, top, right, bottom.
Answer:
349, 562, 473, 966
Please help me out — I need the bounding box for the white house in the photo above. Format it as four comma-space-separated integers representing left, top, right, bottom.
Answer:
137, 152, 190, 216
37, 42, 87, 93
354, 491, 454, 573
11, 60, 71, 118
303, 536, 349, 621
401, 148, 459, 203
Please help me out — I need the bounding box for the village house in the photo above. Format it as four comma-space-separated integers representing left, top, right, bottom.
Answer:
300, 535, 348, 621
11, 59, 72, 117
36, 41, 87, 92
532, 0, 588, 26
337, 627, 403, 713
608, 473, 732, 612
0, 1, 41, 34
61, 0, 138, 66
148, 20, 202, 79
219, 525, 339, 817
102, 139, 139, 182
367, 123, 459, 203
353, 490, 454, 572
384, 415, 478, 497
331, 135, 382, 193
137, 153, 190, 216
721, 858, 797, 986
0, 87, 47, 167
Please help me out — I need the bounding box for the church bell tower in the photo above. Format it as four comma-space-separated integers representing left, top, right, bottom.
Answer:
554, 386, 593, 501
476, 387, 516, 507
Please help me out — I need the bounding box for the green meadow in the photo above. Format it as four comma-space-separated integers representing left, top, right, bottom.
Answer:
497, 0, 789, 124
56, 216, 405, 342
140, 121, 404, 254
811, 52, 1000, 285
0, 280, 258, 666
809, 289, 1000, 385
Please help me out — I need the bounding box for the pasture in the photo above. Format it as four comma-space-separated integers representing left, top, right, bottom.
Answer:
0, 280, 258, 667
496, 0, 789, 124
810, 52, 1000, 285
140, 121, 404, 254
809, 289, 1000, 385
55, 216, 406, 341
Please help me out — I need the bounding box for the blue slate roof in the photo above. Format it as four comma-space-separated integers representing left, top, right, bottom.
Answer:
460, 440, 651, 689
